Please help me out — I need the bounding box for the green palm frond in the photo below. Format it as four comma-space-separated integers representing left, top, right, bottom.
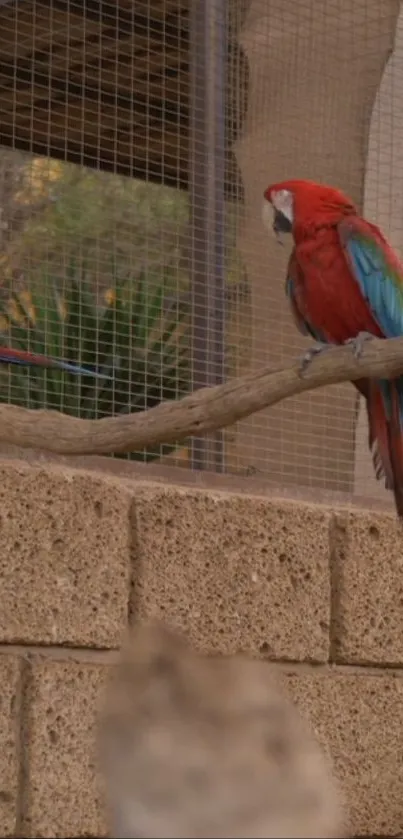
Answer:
0, 266, 191, 461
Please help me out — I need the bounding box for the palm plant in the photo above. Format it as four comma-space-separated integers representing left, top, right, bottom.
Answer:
0, 267, 191, 461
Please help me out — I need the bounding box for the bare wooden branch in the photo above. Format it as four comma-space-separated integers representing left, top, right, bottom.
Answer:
1, 336, 403, 456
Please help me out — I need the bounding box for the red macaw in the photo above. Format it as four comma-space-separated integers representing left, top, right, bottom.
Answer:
0, 346, 102, 377
262, 178, 403, 518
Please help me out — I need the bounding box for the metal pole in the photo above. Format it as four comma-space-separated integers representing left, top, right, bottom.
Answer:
189, 0, 227, 473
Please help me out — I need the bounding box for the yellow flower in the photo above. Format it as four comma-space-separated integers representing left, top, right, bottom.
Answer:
18, 289, 36, 322
6, 297, 25, 323
104, 288, 116, 306
55, 296, 68, 322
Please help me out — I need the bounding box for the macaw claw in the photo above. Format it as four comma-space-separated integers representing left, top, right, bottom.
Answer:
298, 341, 332, 375
344, 331, 374, 360
299, 331, 375, 376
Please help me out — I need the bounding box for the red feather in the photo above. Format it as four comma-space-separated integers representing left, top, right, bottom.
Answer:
290, 225, 383, 343
0, 347, 58, 367
0, 346, 100, 377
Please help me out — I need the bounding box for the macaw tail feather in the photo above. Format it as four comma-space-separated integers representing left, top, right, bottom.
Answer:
366, 378, 403, 520
386, 384, 403, 519
0, 347, 105, 378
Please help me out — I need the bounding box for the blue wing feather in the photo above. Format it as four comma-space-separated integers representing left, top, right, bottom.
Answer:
338, 217, 403, 340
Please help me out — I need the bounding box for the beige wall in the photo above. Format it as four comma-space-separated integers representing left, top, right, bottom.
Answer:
1, 456, 403, 837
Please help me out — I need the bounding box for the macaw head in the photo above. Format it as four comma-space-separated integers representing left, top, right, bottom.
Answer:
262, 179, 357, 240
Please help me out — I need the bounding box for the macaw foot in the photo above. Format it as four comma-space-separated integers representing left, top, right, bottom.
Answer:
299, 341, 332, 375
344, 331, 374, 360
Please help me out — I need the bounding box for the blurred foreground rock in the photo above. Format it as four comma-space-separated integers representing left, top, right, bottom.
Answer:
100, 623, 344, 838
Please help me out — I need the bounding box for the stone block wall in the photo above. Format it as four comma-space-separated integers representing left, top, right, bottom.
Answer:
0, 456, 402, 837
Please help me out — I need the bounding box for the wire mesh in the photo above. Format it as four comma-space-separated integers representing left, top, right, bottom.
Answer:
0, 0, 401, 509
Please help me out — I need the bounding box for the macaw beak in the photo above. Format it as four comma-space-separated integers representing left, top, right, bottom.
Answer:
262, 199, 292, 246
273, 208, 293, 235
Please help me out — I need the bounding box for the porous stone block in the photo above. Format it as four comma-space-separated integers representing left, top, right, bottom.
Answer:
0, 461, 131, 647
330, 510, 403, 665
131, 487, 331, 662
283, 666, 403, 837
22, 656, 109, 838
0, 654, 21, 837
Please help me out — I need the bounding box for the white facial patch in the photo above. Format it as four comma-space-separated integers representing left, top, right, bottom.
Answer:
271, 188, 294, 224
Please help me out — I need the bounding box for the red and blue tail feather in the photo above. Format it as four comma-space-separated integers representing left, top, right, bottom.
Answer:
0, 346, 104, 378
366, 379, 403, 518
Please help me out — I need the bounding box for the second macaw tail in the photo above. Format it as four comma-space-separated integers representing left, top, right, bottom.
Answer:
365, 378, 403, 519
0, 346, 104, 378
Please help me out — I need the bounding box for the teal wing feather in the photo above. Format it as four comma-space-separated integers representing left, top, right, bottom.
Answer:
339, 215, 403, 470
338, 215, 403, 340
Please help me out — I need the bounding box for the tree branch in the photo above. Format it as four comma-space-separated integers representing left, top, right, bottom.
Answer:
2, 336, 403, 456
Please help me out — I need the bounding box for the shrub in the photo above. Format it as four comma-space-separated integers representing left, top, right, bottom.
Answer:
0, 268, 191, 461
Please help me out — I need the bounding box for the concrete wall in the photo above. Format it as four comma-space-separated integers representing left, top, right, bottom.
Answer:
0, 455, 402, 837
